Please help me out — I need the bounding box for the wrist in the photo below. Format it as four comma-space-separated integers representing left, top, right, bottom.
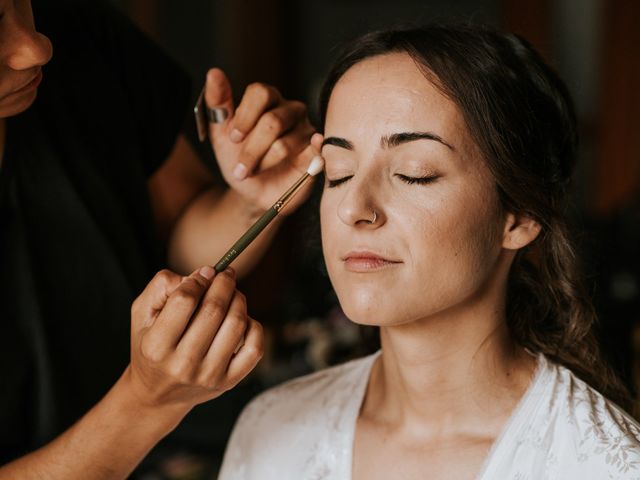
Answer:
111, 366, 190, 436
224, 188, 270, 224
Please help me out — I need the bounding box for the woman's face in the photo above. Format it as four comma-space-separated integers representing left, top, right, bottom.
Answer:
320, 52, 507, 326
0, 0, 52, 118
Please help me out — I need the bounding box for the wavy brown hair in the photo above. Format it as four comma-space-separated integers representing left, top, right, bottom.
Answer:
318, 24, 631, 410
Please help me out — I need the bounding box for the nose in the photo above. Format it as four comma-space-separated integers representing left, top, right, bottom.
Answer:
336, 173, 385, 228
5, 19, 53, 71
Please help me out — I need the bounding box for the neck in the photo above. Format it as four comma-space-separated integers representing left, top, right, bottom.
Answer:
362, 257, 536, 439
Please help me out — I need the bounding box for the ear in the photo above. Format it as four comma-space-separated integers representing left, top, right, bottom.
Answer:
502, 212, 542, 250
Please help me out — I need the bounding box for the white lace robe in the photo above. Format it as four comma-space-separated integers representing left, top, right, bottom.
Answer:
218, 352, 640, 479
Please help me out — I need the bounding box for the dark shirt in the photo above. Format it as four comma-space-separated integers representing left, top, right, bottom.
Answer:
0, 0, 190, 462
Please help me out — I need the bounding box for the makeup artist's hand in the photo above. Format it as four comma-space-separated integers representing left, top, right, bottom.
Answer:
203, 68, 320, 215
0, 267, 261, 480
125, 266, 263, 412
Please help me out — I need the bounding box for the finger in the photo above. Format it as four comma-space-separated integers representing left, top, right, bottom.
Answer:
131, 269, 182, 331
290, 141, 321, 174
225, 318, 264, 386
205, 68, 236, 141
176, 268, 238, 361
259, 122, 315, 172
236, 101, 307, 176
145, 266, 215, 353
201, 290, 249, 376
311, 132, 324, 153
230, 142, 319, 217
276, 143, 322, 216
230, 82, 282, 144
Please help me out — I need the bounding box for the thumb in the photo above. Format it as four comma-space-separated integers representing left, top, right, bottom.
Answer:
205, 68, 236, 142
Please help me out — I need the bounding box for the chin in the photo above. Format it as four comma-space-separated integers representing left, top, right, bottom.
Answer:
333, 280, 449, 328
334, 286, 403, 326
328, 270, 408, 326
340, 302, 420, 327
0, 90, 38, 118
334, 287, 377, 324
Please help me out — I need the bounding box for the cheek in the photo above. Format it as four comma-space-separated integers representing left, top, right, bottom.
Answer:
411, 184, 504, 299
320, 193, 341, 279
319, 177, 504, 325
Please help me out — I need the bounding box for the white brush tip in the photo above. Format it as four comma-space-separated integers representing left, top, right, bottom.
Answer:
306, 155, 325, 176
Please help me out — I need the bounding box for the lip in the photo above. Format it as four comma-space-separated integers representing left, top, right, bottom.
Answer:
11, 70, 42, 96
342, 250, 402, 272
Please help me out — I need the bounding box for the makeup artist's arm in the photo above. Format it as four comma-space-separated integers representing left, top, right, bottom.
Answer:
149, 69, 318, 277
0, 267, 261, 480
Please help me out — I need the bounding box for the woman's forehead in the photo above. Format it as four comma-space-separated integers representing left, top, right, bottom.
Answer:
325, 53, 467, 150
332, 53, 434, 98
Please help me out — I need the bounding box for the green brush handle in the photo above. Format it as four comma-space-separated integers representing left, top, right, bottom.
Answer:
214, 206, 278, 273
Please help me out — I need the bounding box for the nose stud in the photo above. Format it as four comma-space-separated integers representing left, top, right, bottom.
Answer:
368, 210, 377, 224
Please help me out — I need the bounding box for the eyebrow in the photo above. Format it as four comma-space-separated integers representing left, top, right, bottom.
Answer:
383, 132, 454, 150
321, 137, 354, 150
321, 131, 454, 151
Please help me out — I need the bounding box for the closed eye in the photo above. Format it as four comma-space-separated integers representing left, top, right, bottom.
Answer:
396, 174, 439, 185
326, 176, 353, 188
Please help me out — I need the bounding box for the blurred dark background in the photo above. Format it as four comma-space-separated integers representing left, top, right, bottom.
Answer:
104, 1, 639, 478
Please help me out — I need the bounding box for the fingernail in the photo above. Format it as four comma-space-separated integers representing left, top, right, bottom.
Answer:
233, 163, 248, 180
225, 267, 236, 278
199, 265, 215, 280
230, 129, 245, 143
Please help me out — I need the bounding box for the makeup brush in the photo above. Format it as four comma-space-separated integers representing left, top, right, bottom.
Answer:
214, 155, 325, 273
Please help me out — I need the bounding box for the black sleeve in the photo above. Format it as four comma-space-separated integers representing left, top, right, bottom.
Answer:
33, 0, 192, 177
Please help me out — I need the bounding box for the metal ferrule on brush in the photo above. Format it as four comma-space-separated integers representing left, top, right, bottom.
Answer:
274, 173, 311, 212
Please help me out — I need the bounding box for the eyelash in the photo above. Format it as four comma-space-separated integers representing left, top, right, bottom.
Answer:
326, 176, 352, 188
396, 174, 438, 185
326, 174, 438, 188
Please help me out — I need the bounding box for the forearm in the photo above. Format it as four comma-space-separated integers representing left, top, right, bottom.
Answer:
167, 187, 283, 277
0, 367, 186, 480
